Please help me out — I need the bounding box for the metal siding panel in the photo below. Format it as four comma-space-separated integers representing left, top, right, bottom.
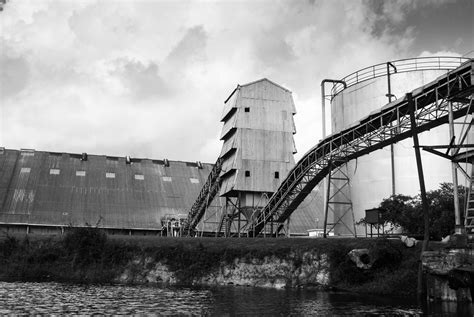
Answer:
220, 110, 238, 139
0, 150, 215, 230
221, 87, 240, 121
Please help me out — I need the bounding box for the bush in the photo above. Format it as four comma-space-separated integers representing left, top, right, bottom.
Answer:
358, 183, 464, 240
0, 235, 19, 258
63, 227, 107, 267
369, 239, 403, 269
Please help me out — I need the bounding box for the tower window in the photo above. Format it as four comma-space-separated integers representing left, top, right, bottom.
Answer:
274, 171, 279, 179
245, 170, 250, 177
244, 107, 250, 112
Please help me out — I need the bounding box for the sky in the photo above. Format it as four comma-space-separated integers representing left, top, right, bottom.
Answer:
1, 0, 473, 163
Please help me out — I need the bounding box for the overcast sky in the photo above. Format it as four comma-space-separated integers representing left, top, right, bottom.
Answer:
1, 0, 473, 163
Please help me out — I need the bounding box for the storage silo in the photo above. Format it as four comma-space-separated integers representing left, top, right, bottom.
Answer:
328, 57, 472, 235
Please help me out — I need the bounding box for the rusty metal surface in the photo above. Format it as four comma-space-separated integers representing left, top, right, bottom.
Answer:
0, 149, 214, 229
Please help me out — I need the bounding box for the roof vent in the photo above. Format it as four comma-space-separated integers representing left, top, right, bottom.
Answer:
81, 152, 88, 161
20, 148, 35, 156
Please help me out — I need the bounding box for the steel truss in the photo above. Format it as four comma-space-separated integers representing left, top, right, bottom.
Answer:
419, 99, 474, 234
184, 157, 223, 235
323, 163, 356, 237
248, 60, 474, 237
216, 192, 273, 237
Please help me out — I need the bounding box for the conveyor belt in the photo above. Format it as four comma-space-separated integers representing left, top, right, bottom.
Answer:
248, 60, 474, 236
184, 157, 223, 234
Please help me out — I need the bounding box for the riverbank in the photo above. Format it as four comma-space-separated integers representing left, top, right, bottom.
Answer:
0, 228, 420, 297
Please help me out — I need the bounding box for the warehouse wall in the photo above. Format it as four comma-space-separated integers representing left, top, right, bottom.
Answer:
0, 149, 213, 233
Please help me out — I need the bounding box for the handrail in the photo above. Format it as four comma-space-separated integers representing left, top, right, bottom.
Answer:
330, 56, 470, 97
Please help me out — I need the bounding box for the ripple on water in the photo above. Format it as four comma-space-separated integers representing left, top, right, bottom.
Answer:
0, 281, 429, 315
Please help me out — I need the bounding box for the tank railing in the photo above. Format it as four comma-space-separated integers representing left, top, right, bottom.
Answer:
331, 56, 470, 97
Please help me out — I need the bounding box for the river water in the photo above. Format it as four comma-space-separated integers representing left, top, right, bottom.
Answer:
0, 281, 469, 315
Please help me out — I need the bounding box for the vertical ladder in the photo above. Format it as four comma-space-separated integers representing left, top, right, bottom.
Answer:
465, 166, 474, 234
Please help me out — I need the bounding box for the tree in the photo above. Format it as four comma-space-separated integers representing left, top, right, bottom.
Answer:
359, 183, 466, 240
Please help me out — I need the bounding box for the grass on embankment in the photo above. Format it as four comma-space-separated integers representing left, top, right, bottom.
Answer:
0, 229, 421, 297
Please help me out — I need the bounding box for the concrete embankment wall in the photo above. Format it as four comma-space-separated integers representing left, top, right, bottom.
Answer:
422, 248, 474, 302
117, 251, 329, 289
0, 233, 420, 297
108, 237, 420, 298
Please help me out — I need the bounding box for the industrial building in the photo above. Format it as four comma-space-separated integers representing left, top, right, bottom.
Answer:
232, 57, 473, 238
0, 79, 321, 236
189, 78, 322, 236
0, 149, 216, 235
2, 58, 472, 238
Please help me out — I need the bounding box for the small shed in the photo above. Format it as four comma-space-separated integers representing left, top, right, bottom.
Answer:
365, 208, 385, 237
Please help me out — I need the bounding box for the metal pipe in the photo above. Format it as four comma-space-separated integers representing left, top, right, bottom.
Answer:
386, 62, 398, 196
321, 79, 347, 138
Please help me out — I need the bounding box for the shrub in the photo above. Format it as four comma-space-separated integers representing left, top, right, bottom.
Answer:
369, 239, 403, 269
358, 183, 464, 240
0, 235, 19, 258
63, 227, 107, 266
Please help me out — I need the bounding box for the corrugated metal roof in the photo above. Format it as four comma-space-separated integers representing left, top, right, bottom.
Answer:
0, 149, 216, 230
0, 147, 320, 234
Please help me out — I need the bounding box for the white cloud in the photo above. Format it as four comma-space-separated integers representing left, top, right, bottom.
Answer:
418, 50, 462, 57
0, 0, 461, 163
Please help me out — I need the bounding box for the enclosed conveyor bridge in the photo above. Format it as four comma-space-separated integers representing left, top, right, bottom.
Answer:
185, 60, 474, 236
247, 59, 474, 236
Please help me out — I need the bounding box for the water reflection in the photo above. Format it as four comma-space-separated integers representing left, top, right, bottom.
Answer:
0, 281, 468, 315
0, 282, 213, 315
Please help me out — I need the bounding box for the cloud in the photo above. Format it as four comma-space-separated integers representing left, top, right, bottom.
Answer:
108, 58, 170, 100
418, 50, 462, 57
0, 0, 465, 163
166, 25, 208, 65
0, 54, 30, 98
366, 0, 454, 37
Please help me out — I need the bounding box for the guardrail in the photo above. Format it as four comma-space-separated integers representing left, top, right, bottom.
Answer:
331, 56, 470, 97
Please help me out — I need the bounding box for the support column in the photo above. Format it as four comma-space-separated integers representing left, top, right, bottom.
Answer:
448, 101, 463, 234
323, 162, 332, 238
408, 92, 430, 304
238, 193, 241, 238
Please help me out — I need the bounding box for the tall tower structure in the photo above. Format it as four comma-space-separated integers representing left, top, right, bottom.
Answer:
218, 78, 297, 235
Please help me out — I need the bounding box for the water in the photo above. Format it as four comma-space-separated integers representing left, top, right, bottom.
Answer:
0, 281, 466, 315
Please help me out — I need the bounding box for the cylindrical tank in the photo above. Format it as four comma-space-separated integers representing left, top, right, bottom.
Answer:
329, 57, 472, 235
